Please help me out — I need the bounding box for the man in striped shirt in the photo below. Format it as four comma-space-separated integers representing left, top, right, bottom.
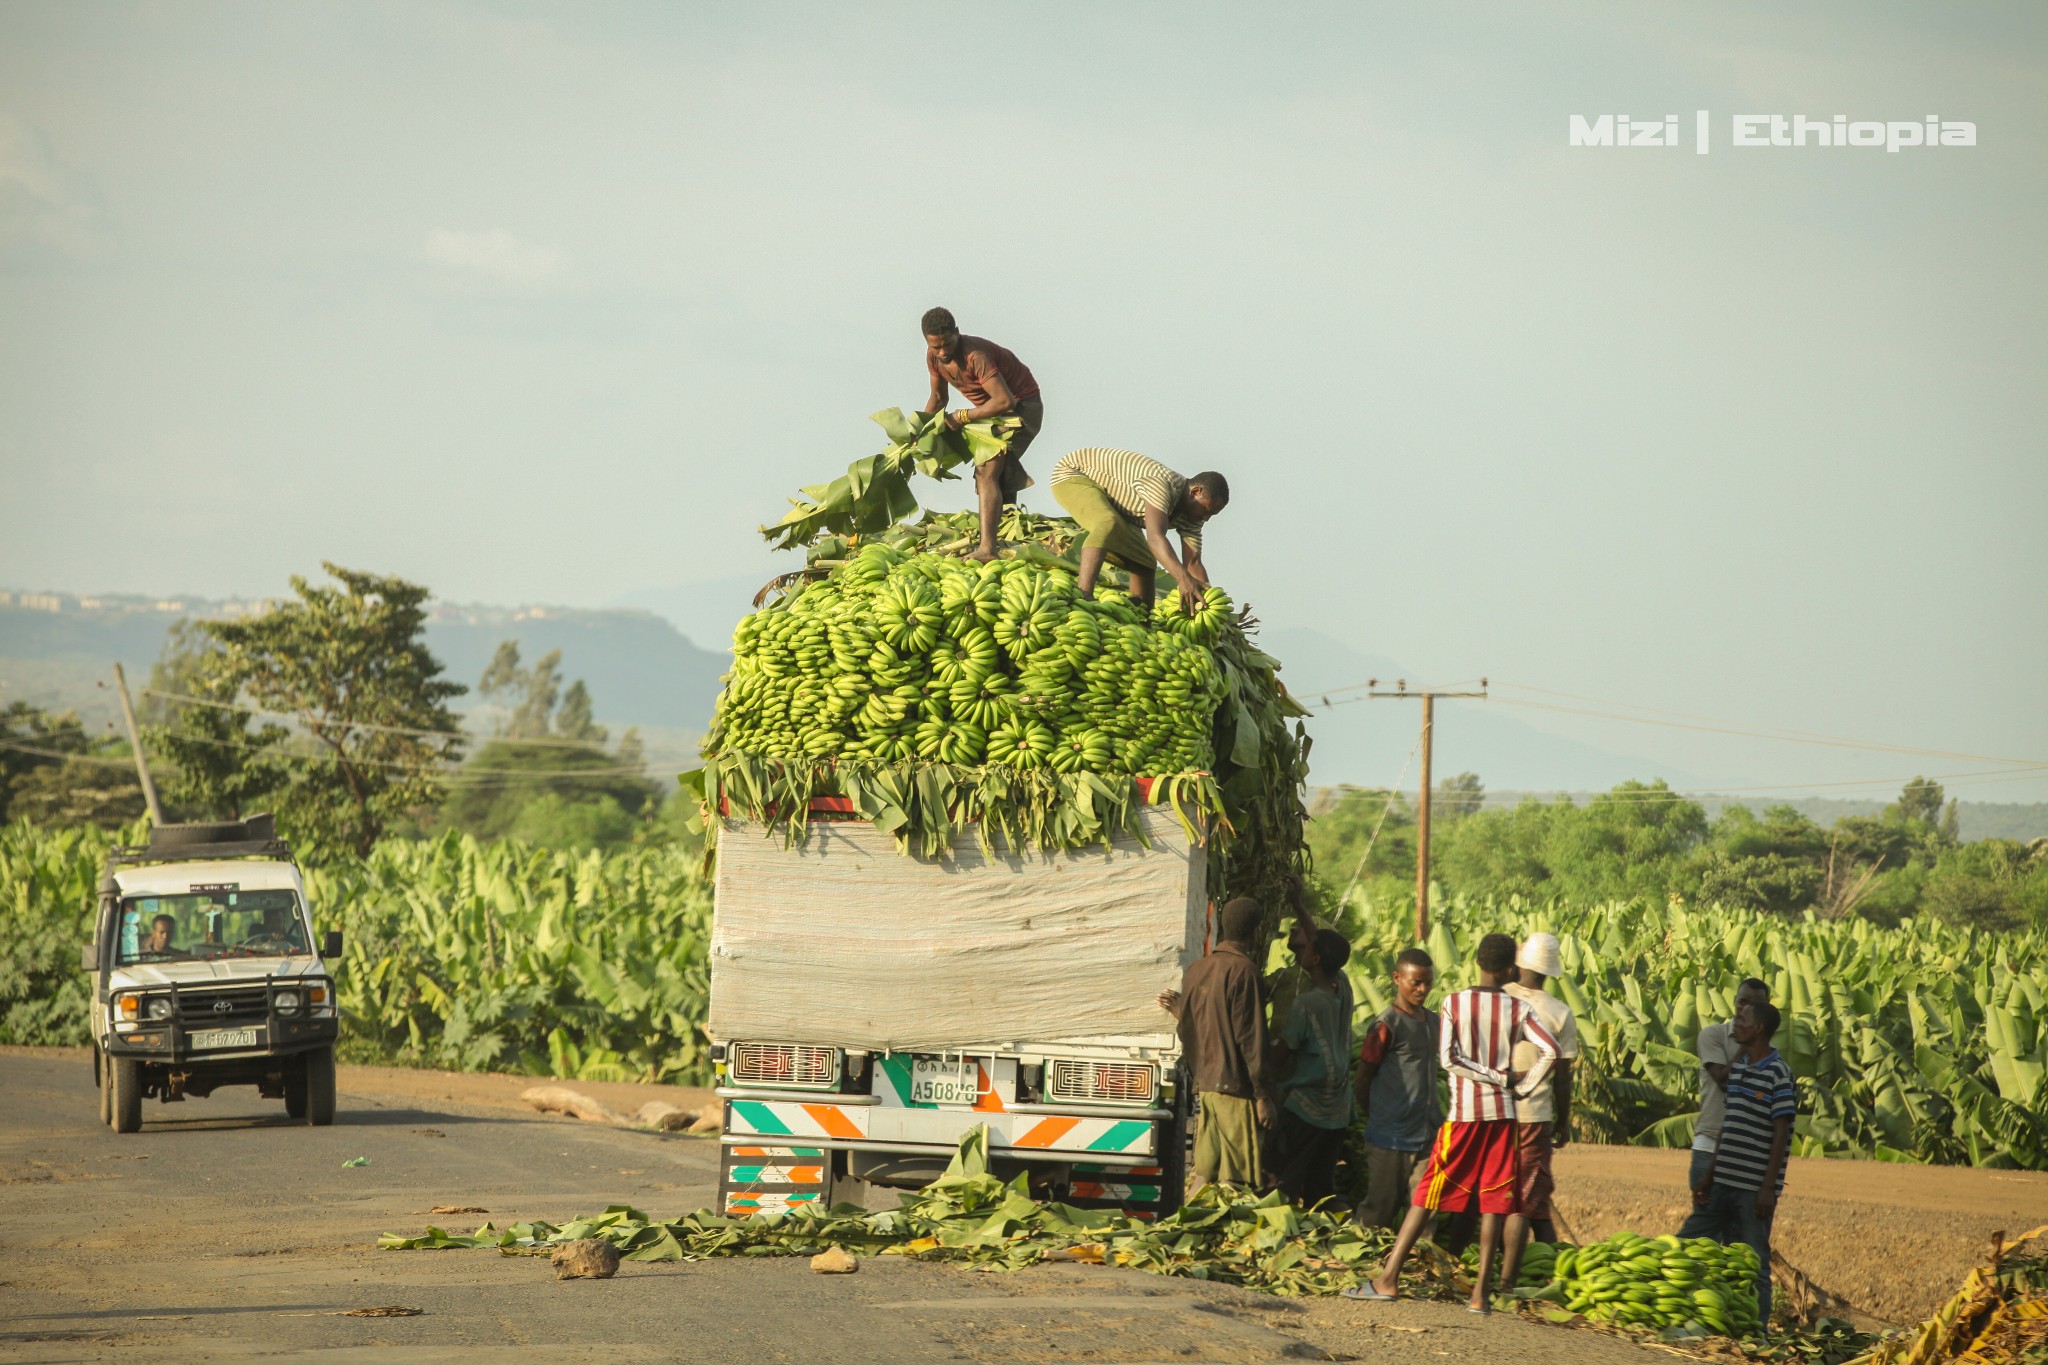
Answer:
1345, 933, 1559, 1313
1692, 999, 1796, 1327
1048, 448, 1227, 609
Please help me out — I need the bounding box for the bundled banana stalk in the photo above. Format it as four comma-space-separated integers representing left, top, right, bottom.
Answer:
689, 508, 1311, 923
1535, 1231, 1765, 1338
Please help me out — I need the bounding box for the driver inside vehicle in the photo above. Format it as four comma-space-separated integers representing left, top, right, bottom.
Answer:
142, 914, 177, 955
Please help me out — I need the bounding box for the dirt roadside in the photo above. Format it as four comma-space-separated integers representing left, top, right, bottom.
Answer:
17, 1046, 2035, 1331
2, 1048, 1668, 1364
1549, 1142, 2048, 1327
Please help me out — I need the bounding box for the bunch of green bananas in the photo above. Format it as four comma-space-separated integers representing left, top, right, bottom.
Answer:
711, 542, 1233, 778
1537, 1232, 1764, 1339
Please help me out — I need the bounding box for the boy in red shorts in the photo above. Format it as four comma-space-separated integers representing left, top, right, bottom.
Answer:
1343, 932, 1559, 1313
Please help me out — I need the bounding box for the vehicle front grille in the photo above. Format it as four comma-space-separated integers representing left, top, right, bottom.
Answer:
1048, 1059, 1155, 1105
174, 987, 270, 1026
730, 1042, 840, 1089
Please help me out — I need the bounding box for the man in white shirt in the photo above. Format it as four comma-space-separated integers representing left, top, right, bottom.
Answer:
1500, 933, 1580, 1291
1680, 976, 1772, 1237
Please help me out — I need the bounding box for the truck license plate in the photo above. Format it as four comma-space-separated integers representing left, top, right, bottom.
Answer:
910, 1059, 979, 1106
191, 1027, 259, 1050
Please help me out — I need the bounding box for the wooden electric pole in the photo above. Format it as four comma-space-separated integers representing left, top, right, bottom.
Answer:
112, 662, 165, 827
1367, 679, 1487, 941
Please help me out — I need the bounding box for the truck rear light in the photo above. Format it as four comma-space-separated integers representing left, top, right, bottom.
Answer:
1047, 1059, 1155, 1105
730, 1042, 840, 1089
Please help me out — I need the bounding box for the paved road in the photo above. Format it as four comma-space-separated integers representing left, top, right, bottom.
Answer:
0, 1050, 1662, 1363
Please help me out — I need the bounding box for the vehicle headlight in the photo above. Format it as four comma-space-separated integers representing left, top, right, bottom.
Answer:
146, 998, 173, 1021
273, 989, 302, 1013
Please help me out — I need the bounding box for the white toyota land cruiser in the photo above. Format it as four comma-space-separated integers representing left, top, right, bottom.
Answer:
85, 814, 344, 1132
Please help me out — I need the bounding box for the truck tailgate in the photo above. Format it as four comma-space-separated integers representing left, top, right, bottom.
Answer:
709, 806, 1205, 1052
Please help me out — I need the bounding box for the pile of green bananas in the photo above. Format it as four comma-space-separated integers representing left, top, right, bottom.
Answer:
714, 541, 1233, 775
1543, 1232, 1764, 1338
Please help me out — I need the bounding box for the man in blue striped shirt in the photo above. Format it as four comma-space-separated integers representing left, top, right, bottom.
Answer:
1692, 999, 1796, 1327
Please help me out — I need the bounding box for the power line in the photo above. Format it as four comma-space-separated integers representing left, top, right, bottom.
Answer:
142, 725, 670, 782
0, 738, 138, 767
142, 686, 660, 751
1318, 762, 2048, 809
1296, 675, 2043, 771
1489, 690, 2043, 770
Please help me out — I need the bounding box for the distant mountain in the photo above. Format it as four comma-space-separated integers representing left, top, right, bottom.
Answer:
609, 575, 771, 658
0, 595, 727, 735
1260, 626, 1699, 792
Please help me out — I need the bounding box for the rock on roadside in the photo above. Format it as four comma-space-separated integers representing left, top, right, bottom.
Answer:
552, 1239, 622, 1280
810, 1247, 858, 1274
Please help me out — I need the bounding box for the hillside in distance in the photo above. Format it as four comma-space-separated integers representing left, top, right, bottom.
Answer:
0, 594, 727, 736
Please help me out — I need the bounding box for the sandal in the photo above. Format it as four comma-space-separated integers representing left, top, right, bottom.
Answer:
1341, 1285, 1397, 1302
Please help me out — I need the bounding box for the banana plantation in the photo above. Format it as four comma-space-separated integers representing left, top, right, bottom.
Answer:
7, 818, 2046, 1167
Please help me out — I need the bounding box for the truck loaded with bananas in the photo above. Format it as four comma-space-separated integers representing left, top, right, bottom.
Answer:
684, 409, 1312, 1224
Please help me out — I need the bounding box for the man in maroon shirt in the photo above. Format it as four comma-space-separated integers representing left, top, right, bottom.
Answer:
921, 306, 1044, 561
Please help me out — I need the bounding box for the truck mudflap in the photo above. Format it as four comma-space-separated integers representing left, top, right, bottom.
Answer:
716, 1144, 834, 1217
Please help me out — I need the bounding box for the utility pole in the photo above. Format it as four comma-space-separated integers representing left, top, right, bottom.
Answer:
111, 662, 165, 827
1367, 679, 1487, 940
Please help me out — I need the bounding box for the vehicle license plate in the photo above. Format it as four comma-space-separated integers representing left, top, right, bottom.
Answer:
191, 1028, 259, 1050
910, 1059, 980, 1106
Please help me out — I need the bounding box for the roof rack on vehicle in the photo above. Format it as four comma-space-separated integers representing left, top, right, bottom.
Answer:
110, 812, 296, 866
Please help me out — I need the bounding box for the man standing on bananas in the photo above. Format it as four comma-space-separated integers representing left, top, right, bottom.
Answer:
1048, 447, 1228, 609
920, 307, 1044, 563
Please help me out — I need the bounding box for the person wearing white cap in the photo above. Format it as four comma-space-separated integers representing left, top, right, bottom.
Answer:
1497, 931, 1581, 1293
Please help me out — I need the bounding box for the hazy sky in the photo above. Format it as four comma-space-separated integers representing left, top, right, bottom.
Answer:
2, 2, 2042, 798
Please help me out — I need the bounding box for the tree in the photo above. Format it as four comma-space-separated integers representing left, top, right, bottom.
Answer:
476, 642, 604, 743
1890, 777, 1946, 829
143, 620, 289, 820
438, 741, 654, 847
479, 642, 561, 739
2, 701, 82, 823
555, 681, 606, 745
1435, 771, 1485, 820
200, 564, 466, 857
0, 702, 145, 827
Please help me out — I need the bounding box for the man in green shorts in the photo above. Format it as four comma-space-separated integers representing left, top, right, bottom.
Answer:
1048, 447, 1227, 608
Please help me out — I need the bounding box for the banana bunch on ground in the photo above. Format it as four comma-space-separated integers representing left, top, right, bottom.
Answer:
713, 542, 1228, 776
1536, 1232, 1764, 1338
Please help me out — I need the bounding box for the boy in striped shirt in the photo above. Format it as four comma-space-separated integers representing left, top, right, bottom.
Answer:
1345, 933, 1559, 1312
1693, 999, 1796, 1327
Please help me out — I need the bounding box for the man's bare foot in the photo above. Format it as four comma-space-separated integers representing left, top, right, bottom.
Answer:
967, 545, 997, 563
1372, 1274, 1399, 1298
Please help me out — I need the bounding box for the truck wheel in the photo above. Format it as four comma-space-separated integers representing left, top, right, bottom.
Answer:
110, 1058, 143, 1133
96, 1049, 112, 1127
304, 1046, 336, 1126
284, 1057, 309, 1119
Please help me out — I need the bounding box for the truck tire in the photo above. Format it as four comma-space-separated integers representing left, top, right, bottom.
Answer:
110, 1058, 143, 1133
96, 1049, 112, 1127
284, 1057, 309, 1119
303, 1046, 336, 1126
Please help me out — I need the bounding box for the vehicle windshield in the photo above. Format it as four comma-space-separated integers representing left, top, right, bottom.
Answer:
117, 889, 310, 964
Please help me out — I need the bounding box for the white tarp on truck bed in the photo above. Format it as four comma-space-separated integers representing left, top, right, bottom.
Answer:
708, 808, 1207, 1052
